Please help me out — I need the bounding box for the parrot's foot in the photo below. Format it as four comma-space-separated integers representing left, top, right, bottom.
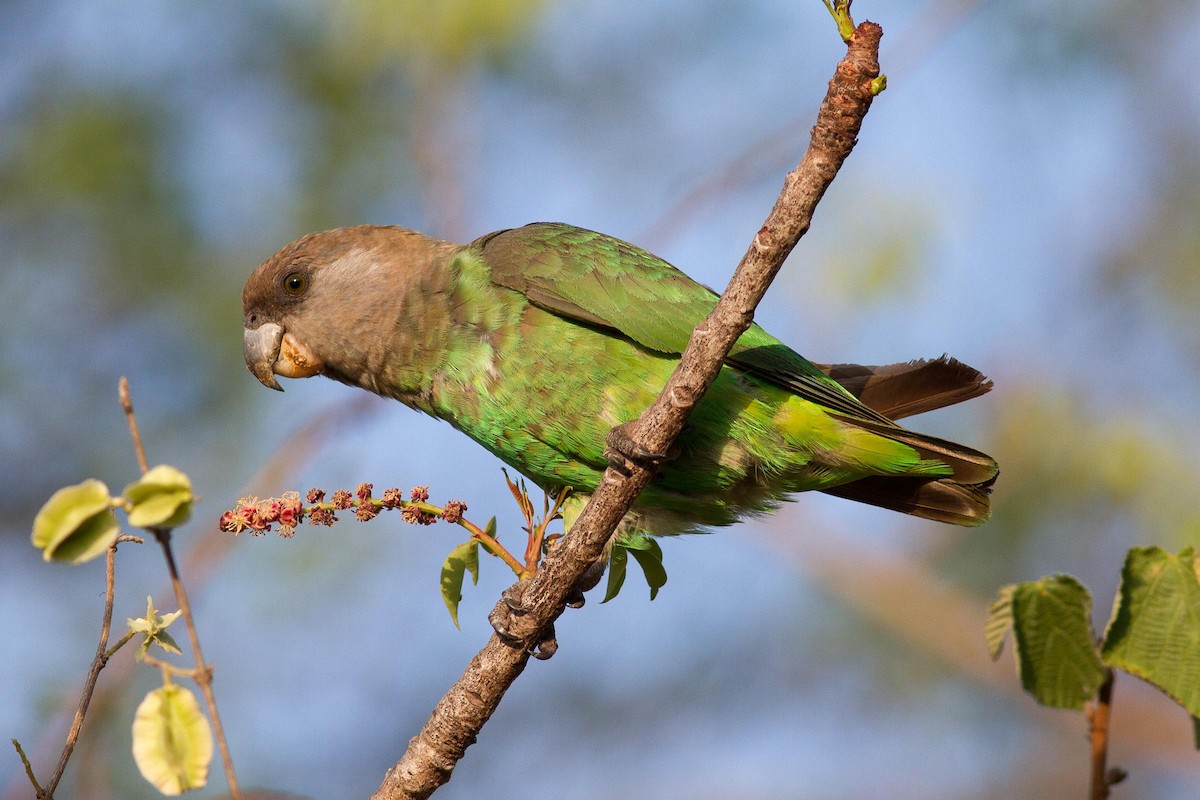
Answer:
604, 421, 678, 476
489, 583, 559, 659
532, 626, 558, 660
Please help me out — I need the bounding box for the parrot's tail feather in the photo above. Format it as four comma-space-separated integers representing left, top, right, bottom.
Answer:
822, 474, 995, 526
831, 414, 999, 486
818, 356, 993, 420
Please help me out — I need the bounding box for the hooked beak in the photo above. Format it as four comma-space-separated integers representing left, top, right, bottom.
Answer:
244, 323, 325, 391
244, 323, 284, 391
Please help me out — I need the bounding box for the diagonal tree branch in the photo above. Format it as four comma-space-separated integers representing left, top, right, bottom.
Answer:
372, 18, 884, 800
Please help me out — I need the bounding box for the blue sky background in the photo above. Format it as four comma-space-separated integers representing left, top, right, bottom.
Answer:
3, 0, 1200, 797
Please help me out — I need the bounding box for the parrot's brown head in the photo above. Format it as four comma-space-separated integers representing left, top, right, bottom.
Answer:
241, 225, 456, 391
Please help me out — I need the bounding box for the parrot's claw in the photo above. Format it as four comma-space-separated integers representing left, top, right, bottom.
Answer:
532, 624, 558, 660
489, 584, 528, 645
488, 584, 559, 659
604, 421, 677, 476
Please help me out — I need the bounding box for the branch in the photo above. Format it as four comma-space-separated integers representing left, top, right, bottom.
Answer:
372, 19, 884, 800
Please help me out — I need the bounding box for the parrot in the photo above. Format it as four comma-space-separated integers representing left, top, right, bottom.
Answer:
242, 222, 997, 540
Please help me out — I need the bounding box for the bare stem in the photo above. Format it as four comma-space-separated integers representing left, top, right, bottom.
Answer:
1087, 670, 1117, 800
453, 514, 528, 577
39, 540, 122, 798
300, 496, 529, 578
103, 630, 137, 661
140, 653, 204, 680
10, 740, 42, 797
372, 18, 885, 800
118, 377, 149, 475
120, 378, 242, 800
153, 525, 242, 799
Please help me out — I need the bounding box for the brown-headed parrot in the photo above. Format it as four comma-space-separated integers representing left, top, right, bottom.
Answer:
242, 222, 997, 538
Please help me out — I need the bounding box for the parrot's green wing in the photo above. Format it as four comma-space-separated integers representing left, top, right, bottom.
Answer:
475, 222, 893, 425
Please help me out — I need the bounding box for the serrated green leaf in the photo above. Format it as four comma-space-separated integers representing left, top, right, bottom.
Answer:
601, 545, 629, 604
31, 479, 120, 564
131, 684, 212, 795
629, 540, 667, 600
985, 584, 1016, 659
1008, 575, 1106, 710
440, 540, 480, 629
123, 465, 194, 529
1101, 547, 1200, 717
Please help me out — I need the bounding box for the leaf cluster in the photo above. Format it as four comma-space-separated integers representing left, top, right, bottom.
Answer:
989, 547, 1200, 736
31, 466, 193, 564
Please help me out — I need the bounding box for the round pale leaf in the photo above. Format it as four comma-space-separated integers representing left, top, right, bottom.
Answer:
132, 684, 213, 795
124, 465, 194, 528
31, 479, 120, 563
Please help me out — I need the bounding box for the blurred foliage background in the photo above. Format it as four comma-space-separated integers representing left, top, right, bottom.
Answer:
2, 0, 1199, 797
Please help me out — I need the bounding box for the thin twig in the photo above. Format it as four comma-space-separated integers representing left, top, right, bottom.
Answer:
1087, 670, 1117, 800
371, 16, 884, 800
118, 378, 149, 475
119, 378, 242, 800
140, 653, 204, 680
102, 630, 137, 661
38, 540, 122, 798
11, 740, 43, 797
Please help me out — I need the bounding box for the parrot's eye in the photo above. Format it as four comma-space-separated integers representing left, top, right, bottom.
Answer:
283, 272, 308, 296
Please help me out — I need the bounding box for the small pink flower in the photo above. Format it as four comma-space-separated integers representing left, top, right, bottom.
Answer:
218, 510, 244, 534
442, 500, 467, 523
380, 488, 402, 509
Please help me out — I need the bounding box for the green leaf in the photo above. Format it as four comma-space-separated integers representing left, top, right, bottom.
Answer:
31, 479, 120, 564
440, 540, 480, 629
1005, 575, 1106, 710
484, 516, 498, 540
601, 545, 628, 604
123, 465, 194, 529
131, 684, 213, 795
629, 540, 667, 600
1101, 547, 1200, 717
985, 584, 1016, 660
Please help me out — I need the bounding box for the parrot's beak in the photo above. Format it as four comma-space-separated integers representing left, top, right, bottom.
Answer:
244, 323, 285, 391
244, 323, 325, 391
